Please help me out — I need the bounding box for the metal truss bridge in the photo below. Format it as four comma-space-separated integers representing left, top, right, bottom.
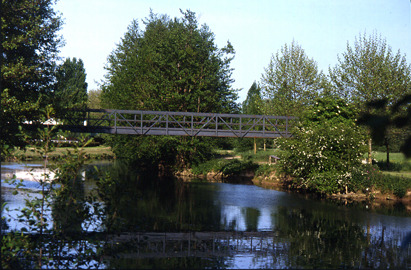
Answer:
58, 109, 295, 139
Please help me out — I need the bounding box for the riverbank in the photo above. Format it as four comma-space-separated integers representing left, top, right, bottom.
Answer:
185, 149, 411, 206
251, 170, 411, 210
5, 146, 115, 161
7, 145, 410, 209
176, 167, 411, 214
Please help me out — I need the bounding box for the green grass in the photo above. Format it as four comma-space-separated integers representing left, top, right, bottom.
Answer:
383, 171, 411, 179
363, 151, 411, 175
370, 151, 410, 163
234, 149, 283, 163
9, 145, 115, 160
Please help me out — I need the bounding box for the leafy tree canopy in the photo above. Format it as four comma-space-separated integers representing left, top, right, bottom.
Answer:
88, 89, 102, 109
54, 57, 88, 120
330, 32, 411, 161
261, 40, 326, 117
242, 81, 263, 115
358, 94, 411, 157
1, 0, 63, 152
100, 10, 238, 171
329, 32, 411, 107
303, 95, 359, 125
101, 9, 238, 113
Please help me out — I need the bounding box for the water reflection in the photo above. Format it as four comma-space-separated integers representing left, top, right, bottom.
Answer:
1, 161, 410, 269
96, 162, 223, 232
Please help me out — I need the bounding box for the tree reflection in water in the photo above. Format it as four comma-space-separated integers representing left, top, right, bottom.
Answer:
96, 161, 223, 232
94, 162, 410, 269
273, 206, 366, 268
273, 206, 410, 269
3, 158, 410, 268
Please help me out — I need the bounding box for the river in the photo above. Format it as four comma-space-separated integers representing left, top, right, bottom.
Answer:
1, 161, 410, 269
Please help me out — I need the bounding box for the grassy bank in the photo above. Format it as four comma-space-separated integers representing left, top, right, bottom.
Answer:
7, 145, 115, 161
190, 149, 282, 177
190, 149, 411, 201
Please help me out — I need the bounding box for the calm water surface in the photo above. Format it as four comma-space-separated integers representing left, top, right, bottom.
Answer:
1, 161, 410, 269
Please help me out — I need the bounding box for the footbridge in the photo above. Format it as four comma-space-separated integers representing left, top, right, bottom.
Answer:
57, 109, 295, 139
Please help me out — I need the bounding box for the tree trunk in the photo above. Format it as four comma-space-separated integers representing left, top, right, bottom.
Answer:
368, 137, 372, 164
385, 138, 390, 169
254, 138, 257, 155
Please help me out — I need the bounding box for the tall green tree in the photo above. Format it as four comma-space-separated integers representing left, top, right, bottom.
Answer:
1, 0, 63, 153
102, 10, 238, 113
242, 82, 263, 153
260, 40, 325, 117
101, 10, 238, 171
329, 32, 411, 105
242, 82, 262, 115
329, 32, 411, 163
87, 89, 102, 109
54, 57, 88, 121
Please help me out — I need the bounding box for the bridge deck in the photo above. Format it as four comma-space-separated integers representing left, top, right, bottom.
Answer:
59, 109, 295, 138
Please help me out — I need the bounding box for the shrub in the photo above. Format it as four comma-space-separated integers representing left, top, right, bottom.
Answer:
393, 185, 407, 198
351, 164, 410, 198
255, 164, 277, 177
220, 159, 258, 177
191, 158, 258, 177
191, 159, 228, 175
376, 161, 403, 171
350, 164, 383, 192
308, 170, 344, 194
278, 120, 367, 195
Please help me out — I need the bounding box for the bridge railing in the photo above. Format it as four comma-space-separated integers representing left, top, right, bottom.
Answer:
60, 109, 296, 138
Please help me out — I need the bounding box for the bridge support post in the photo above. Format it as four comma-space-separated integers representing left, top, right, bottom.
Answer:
114, 111, 117, 134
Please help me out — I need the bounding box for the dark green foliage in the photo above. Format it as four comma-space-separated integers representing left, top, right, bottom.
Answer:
233, 138, 254, 152
358, 94, 411, 158
101, 10, 237, 113
191, 158, 257, 177
304, 95, 358, 124
243, 82, 263, 115
393, 183, 407, 198
1, 0, 63, 152
255, 164, 277, 177
219, 159, 258, 177
375, 161, 405, 172
1, 232, 35, 269
54, 57, 88, 122
101, 10, 238, 170
105, 135, 213, 173
278, 98, 367, 194
350, 164, 410, 198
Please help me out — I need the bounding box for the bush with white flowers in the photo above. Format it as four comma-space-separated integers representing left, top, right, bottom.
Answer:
278, 97, 367, 194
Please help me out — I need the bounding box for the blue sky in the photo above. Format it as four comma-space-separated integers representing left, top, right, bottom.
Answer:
55, 0, 411, 102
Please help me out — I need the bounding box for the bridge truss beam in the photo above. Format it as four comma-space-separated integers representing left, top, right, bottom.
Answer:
60, 109, 295, 139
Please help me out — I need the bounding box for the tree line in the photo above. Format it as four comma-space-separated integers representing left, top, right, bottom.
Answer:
2, 1, 410, 169
243, 35, 411, 160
